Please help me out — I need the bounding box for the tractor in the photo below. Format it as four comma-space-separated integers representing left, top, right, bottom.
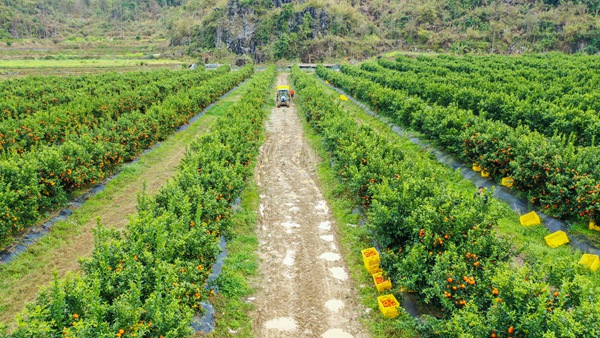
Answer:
276, 85, 290, 108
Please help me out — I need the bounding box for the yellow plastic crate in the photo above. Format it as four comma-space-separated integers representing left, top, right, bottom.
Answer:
362, 247, 381, 274
520, 211, 541, 226
589, 221, 600, 231
481, 170, 490, 178
501, 177, 514, 187
579, 254, 600, 272
377, 294, 400, 318
544, 231, 569, 248
472, 164, 482, 172
373, 272, 392, 292
366, 263, 382, 275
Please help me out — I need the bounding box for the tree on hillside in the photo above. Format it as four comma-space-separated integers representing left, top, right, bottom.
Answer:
274, 31, 290, 59
298, 12, 313, 62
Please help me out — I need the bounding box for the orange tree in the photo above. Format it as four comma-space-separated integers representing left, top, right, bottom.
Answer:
4, 66, 276, 337
0, 68, 211, 121
317, 65, 600, 225
293, 65, 600, 337
0, 65, 254, 248
364, 55, 600, 147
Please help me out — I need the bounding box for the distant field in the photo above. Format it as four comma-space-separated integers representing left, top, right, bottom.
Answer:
0, 59, 188, 78
0, 36, 194, 78
0, 59, 184, 68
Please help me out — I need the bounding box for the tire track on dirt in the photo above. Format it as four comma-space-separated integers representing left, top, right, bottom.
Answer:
252, 73, 368, 338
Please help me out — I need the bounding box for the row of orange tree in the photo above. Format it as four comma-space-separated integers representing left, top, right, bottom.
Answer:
0, 65, 252, 249
0, 68, 203, 120
0, 67, 230, 153
292, 65, 600, 337
345, 58, 600, 147
316, 65, 600, 225
1, 66, 277, 337
377, 54, 600, 118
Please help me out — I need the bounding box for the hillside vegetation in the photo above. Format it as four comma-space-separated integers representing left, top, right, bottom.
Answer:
0, 0, 178, 40
1, 0, 599, 60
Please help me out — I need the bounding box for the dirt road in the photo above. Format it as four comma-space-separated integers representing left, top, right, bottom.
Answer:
252, 74, 368, 338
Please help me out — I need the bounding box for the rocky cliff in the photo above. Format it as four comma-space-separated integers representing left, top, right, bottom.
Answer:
210, 0, 334, 62
215, 0, 258, 56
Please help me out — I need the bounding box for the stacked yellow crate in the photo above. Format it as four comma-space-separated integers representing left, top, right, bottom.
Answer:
361, 247, 382, 274
362, 247, 400, 318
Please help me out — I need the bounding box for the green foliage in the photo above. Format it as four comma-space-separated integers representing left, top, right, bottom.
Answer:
1, 0, 600, 55
210, 270, 252, 298
0, 65, 255, 248
294, 64, 600, 336
320, 57, 600, 225
273, 32, 291, 60
7, 65, 277, 336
